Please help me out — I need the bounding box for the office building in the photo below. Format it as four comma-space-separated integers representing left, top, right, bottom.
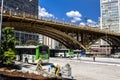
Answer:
100, 0, 120, 45
0, 0, 42, 45
0, 0, 38, 15
15, 31, 43, 45
1, 0, 59, 48
43, 36, 59, 49
99, 0, 120, 54
100, 0, 120, 32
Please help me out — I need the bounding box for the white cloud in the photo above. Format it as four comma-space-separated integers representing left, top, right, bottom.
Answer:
71, 17, 81, 23
66, 10, 82, 23
66, 11, 82, 18
87, 19, 96, 24
79, 22, 85, 26
38, 6, 54, 18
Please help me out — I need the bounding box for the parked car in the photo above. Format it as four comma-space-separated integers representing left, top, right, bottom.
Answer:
111, 53, 120, 58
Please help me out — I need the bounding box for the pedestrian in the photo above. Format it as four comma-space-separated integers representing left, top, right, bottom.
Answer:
77, 52, 79, 60
79, 50, 83, 60
36, 58, 42, 70
25, 57, 28, 63
93, 54, 96, 62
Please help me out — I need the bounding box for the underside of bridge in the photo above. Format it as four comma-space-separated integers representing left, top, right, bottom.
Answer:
2, 15, 120, 53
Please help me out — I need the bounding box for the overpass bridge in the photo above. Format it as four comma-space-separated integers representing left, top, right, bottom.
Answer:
2, 9, 120, 53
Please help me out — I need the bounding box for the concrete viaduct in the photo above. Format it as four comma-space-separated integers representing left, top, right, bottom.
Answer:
2, 9, 120, 53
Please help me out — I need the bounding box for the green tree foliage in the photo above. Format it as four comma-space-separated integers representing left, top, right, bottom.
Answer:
3, 49, 16, 64
1, 27, 17, 65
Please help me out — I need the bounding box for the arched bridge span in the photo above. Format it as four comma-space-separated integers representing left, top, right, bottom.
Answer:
2, 12, 120, 51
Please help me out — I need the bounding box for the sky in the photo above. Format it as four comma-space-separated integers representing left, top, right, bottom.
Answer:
39, 0, 100, 25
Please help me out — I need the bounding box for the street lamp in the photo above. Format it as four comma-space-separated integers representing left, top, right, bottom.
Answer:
105, 27, 108, 56
0, 0, 4, 54
101, 0, 111, 56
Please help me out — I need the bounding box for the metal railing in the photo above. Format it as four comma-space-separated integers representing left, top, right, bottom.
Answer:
1, 8, 112, 34
1, 8, 79, 26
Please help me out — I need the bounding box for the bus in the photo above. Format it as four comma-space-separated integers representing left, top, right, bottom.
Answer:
55, 49, 74, 58
16, 45, 50, 64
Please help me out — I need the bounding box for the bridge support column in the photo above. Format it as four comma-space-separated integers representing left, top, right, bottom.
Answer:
111, 46, 115, 54
111, 46, 120, 54
77, 33, 79, 41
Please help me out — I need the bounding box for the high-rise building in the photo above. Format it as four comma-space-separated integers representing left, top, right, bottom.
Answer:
1, 0, 59, 48
0, 0, 38, 15
100, 0, 120, 33
99, 0, 120, 53
0, 0, 42, 45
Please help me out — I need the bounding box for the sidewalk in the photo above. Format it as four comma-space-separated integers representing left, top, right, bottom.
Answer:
72, 57, 120, 66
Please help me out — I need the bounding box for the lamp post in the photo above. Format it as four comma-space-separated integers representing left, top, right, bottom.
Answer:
0, 0, 4, 54
105, 27, 108, 56
105, 23, 111, 56
102, 0, 111, 56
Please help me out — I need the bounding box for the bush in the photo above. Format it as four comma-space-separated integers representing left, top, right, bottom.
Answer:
3, 48, 16, 65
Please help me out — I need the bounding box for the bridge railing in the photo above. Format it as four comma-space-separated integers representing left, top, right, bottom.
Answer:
2, 8, 38, 19
0, 8, 108, 28
2, 8, 79, 26
1, 8, 99, 28
1, 8, 108, 30
2, 8, 119, 35
1, 8, 120, 36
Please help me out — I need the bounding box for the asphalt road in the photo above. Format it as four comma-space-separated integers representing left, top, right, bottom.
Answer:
49, 57, 120, 80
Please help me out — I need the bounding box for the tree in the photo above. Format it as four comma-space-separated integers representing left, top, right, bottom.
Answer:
1, 27, 17, 65
3, 48, 16, 64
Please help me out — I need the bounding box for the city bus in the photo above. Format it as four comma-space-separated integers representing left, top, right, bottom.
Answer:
55, 49, 74, 58
15, 45, 50, 64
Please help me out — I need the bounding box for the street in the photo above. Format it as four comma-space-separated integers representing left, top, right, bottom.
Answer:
49, 57, 120, 80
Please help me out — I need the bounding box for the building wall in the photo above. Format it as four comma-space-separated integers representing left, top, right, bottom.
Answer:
0, 0, 38, 15
43, 36, 59, 49
100, 0, 120, 32
39, 35, 43, 44
1, 0, 58, 48
0, 0, 42, 45
15, 31, 43, 45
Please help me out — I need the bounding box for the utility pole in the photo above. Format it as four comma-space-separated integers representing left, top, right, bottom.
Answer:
0, 0, 4, 54
84, 16, 87, 26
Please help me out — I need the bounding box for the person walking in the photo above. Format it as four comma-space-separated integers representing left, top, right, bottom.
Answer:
93, 54, 96, 62
25, 57, 28, 63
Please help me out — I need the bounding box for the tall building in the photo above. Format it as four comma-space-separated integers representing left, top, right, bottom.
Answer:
0, 0, 42, 45
100, 0, 120, 32
1, 0, 59, 48
0, 0, 38, 15
43, 36, 59, 49
99, 0, 120, 54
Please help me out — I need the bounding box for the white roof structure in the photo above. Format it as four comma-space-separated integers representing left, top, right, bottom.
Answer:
15, 45, 37, 48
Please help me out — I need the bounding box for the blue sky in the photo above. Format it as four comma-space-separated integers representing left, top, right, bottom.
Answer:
39, 0, 100, 25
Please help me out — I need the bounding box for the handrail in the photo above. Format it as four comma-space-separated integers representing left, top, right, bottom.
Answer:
1, 8, 120, 36
0, 8, 89, 27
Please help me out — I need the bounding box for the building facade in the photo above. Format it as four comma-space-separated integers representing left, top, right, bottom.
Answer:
100, 0, 120, 32
15, 31, 43, 45
1, 0, 59, 48
0, 0, 42, 45
43, 36, 59, 49
0, 0, 38, 15
99, 0, 120, 53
